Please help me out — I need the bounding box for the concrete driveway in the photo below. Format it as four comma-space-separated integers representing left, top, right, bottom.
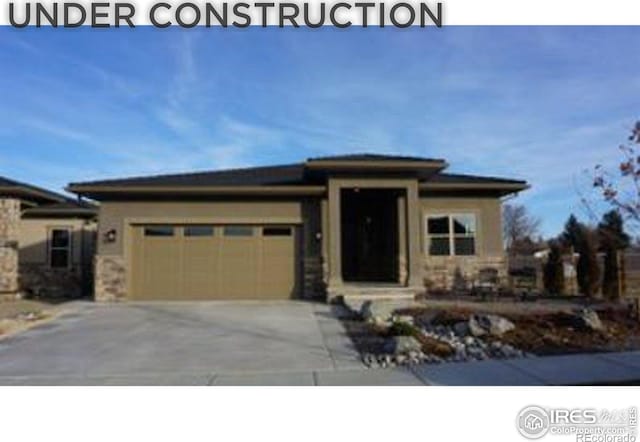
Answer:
0, 301, 364, 385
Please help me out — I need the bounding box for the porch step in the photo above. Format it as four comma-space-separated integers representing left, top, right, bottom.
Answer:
334, 285, 422, 312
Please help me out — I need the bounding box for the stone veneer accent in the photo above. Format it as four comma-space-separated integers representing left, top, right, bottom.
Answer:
303, 256, 325, 300
423, 255, 507, 291
0, 198, 20, 294
95, 255, 126, 301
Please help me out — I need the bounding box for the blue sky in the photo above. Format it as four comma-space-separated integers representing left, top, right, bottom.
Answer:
0, 26, 638, 236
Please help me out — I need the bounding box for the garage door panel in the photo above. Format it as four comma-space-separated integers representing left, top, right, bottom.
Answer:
137, 231, 182, 300
131, 224, 297, 300
220, 234, 258, 298
260, 234, 296, 299
182, 237, 220, 299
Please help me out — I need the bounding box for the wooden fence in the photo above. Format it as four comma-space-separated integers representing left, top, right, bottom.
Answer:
625, 252, 640, 298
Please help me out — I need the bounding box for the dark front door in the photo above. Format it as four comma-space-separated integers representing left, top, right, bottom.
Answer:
341, 189, 399, 283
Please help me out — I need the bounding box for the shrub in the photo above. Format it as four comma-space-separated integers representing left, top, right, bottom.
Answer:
598, 210, 630, 300
387, 321, 420, 338
561, 215, 601, 298
543, 241, 565, 295
576, 229, 601, 298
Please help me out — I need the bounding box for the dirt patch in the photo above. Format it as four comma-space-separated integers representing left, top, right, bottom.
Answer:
0, 298, 68, 340
497, 308, 640, 356
0, 299, 55, 320
401, 305, 640, 356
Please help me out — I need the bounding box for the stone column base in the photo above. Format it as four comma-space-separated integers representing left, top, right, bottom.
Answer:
95, 255, 127, 302
0, 245, 18, 294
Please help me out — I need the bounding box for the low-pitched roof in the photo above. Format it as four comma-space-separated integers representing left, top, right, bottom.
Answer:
0, 176, 69, 204
67, 153, 528, 198
68, 164, 306, 188
0, 176, 97, 217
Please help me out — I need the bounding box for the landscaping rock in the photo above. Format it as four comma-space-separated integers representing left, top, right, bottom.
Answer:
468, 316, 487, 337
392, 314, 415, 326
359, 309, 534, 368
360, 300, 412, 322
463, 336, 476, 346
383, 335, 422, 355
453, 321, 469, 336
360, 301, 398, 323
362, 353, 376, 367
574, 308, 604, 332
468, 314, 515, 337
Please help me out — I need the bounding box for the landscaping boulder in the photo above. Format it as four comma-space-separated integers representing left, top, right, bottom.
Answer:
360, 300, 412, 324
573, 308, 604, 332
468, 314, 515, 337
383, 335, 422, 355
453, 321, 469, 337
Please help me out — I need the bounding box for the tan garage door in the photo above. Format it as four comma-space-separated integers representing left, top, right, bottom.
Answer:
131, 225, 297, 300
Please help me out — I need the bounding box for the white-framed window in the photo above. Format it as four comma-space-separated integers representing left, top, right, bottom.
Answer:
425, 213, 477, 256
49, 228, 72, 269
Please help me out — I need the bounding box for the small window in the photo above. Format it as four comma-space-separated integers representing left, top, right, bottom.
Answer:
184, 226, 214, 237
224, 226, 253, 237
425, 214, 476, 257
144, 226, 174, 237
263, 227, 292, 237
49, 228, 71, 269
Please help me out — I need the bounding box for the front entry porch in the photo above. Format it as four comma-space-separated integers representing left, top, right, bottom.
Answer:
341, 188, 399, 283
325, 178, 424, 302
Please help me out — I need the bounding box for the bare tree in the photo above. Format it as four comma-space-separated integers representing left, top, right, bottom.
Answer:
592, 121, 640, 231
502, 203, 542, 254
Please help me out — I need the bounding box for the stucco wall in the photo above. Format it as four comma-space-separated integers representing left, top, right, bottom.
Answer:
19, 218, 93, 265
18, 218, 96, 297
419, 196, 506, 289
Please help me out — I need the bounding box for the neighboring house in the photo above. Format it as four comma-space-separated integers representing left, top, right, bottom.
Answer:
0, 177, 97, 298
67, 154, 528, 302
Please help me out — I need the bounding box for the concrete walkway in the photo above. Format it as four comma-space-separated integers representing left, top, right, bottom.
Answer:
208, 350, 640, 386
1, 350, 638, 385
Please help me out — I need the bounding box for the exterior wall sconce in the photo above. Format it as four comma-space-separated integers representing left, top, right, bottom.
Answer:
315, 231, 322, 241
103, 229, 117, 244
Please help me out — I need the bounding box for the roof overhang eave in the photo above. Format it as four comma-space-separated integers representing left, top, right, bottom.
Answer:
420, 182, 530, 195
22, 208, 98, 218
305, 160, 448, 171
66, 185, 327, 198
0, 186, 67, 205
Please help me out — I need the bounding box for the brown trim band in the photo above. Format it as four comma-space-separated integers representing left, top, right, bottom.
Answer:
67, 185, 327, 196
305, 160, 448, 170
420, 182, 529, 191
